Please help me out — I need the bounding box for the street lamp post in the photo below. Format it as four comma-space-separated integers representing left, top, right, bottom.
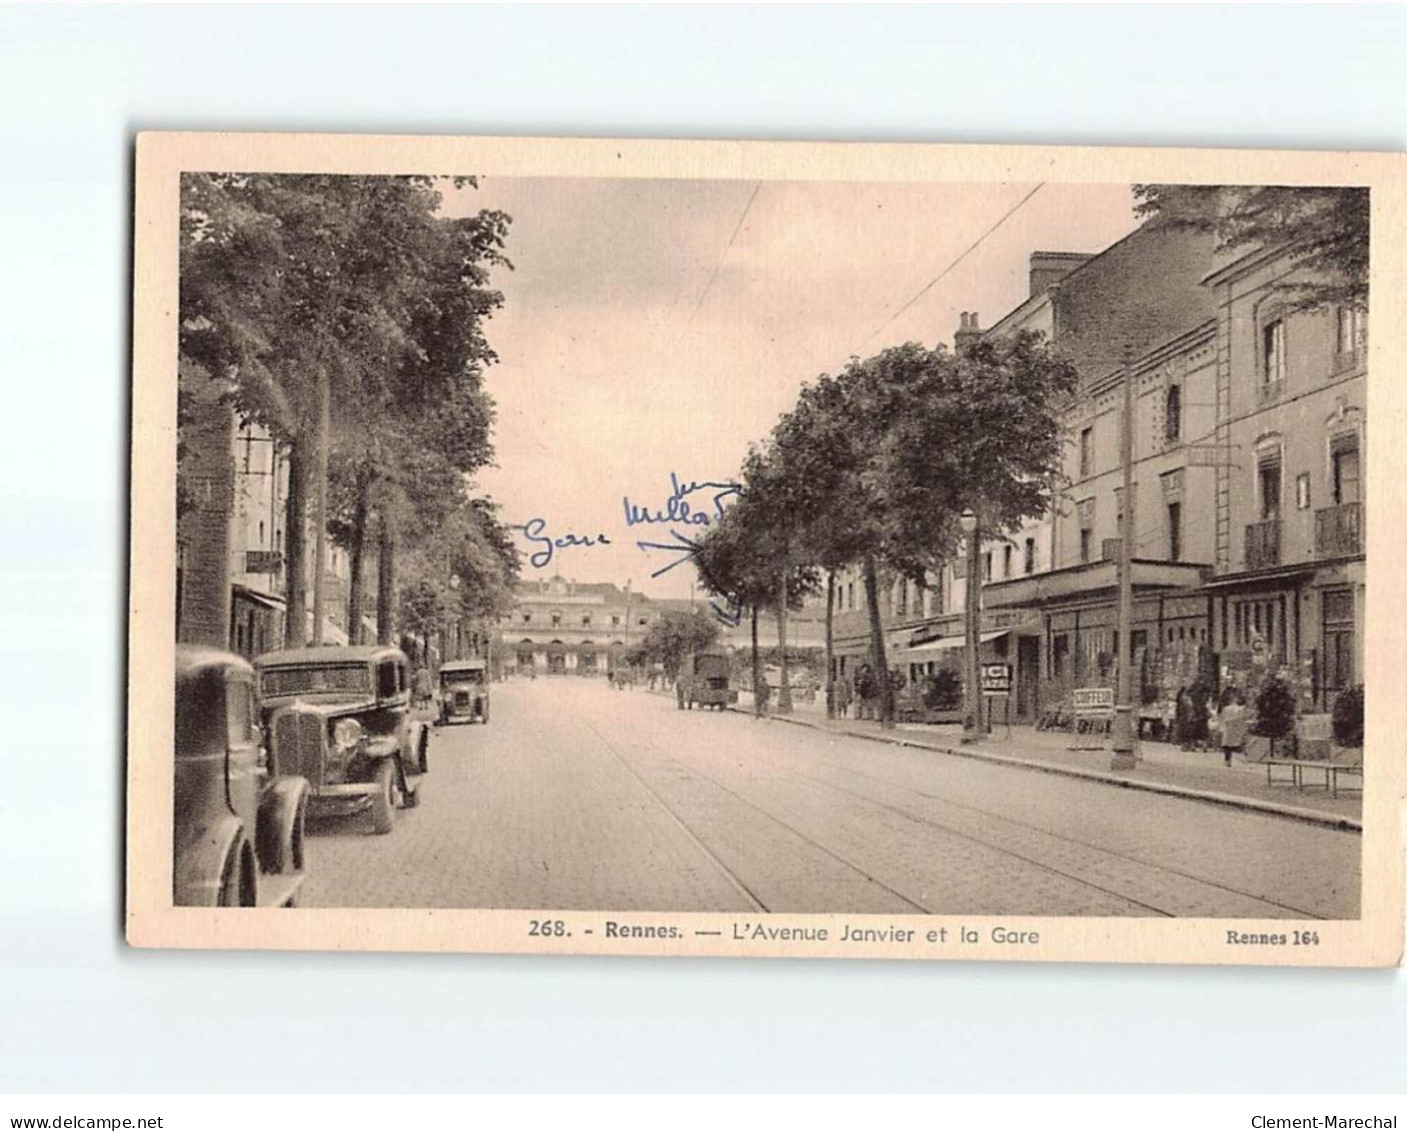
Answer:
961, 508, 983, 744
1110, 350, 1140, 770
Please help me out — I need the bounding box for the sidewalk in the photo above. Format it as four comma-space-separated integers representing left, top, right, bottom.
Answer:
731, 690, 1362, 830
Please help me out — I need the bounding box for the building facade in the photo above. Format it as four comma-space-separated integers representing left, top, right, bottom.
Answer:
176, 374, 354, 658
500, 575, 828, 675
500, 576, 665, 674
826, 218, 1366, 723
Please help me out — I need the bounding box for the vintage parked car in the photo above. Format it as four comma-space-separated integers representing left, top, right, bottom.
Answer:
676, 648, 735, 711
254, 645, 431, 835
174, 645, 309, 907
437, 658, 490, 725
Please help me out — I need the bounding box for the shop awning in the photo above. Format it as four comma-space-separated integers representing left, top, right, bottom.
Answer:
231, 583, 286, 612
900, 630, 1008, 656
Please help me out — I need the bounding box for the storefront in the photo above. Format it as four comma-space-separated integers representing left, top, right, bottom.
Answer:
984, 558, 1210, 720
1203, 559, 1364, 712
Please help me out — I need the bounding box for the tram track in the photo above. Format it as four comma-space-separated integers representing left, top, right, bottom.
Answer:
594, 703, 1337, 919
791, 764, 1327, 919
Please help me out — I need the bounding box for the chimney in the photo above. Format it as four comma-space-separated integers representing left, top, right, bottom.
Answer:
1028, 251, 1093, 298
954, 310, 982, 355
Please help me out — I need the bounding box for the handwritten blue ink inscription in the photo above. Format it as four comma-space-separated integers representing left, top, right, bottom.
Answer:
523, 517, 611, 570
623, 472, 740, 529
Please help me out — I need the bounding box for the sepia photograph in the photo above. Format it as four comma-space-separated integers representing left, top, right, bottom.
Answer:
126, 134, 1404, 963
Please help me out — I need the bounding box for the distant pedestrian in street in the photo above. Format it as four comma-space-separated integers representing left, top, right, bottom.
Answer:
1216, 688, 1249, 767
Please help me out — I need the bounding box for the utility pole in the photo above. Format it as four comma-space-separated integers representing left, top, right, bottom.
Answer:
1110, 347, 1139, 770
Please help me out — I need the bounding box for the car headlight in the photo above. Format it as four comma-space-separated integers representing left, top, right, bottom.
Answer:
332, 718, 364, 755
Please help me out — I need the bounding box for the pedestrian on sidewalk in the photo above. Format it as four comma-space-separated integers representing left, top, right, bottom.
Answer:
855, 664, 876, 721
834, 673, 853, 719
1216, 688, 1249, 767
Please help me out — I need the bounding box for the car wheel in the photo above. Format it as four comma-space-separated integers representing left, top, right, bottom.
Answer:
370, 760, 396, 835
218, 835, 258, 907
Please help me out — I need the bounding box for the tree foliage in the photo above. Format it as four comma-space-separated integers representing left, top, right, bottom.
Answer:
177, 172, 513, 647
1133, 184, 1368, 312
636, 609, 721, 681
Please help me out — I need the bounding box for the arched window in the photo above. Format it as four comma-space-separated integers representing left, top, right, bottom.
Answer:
1164, 384, 1182, 444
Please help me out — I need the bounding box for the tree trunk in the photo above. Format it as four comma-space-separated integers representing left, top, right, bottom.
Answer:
282, 442, 309, 648
751, 604, 765, 717
863, 554, 895, 729
346, 472, 370, 646
775, 566, 793, 714
376, 514, 395, 645
311, 368, 331, 644
825, 570, 836, 719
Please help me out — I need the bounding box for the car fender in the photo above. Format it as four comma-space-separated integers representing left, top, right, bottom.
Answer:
174, 814, 248, 907
257, 776, 309, 875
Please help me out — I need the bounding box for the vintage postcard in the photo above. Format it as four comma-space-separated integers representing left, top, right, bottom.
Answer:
127, 132, 1405, 965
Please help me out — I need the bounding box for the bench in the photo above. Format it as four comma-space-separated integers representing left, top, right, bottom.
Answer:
1265, 748, 1364, 797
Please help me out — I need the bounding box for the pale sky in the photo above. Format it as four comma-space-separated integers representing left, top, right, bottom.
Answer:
441, 178, 1140, 599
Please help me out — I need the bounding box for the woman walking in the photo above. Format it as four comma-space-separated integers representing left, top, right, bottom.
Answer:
1217, 688, 1249, 767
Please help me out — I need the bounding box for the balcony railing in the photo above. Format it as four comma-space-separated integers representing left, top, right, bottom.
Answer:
1245, 519, 1281, 571
1315, 501, 1363, 558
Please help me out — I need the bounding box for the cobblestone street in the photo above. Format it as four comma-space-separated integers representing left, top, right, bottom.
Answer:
301, 679, 1361, 917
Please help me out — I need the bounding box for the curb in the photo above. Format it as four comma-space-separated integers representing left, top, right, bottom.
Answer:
726, 704, 1362, 834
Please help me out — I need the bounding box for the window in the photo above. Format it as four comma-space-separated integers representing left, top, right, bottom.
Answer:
637, 617, 647, 626
582, 614, 592, 626
1331, 435, 1361, 505
226, 678, 256, 747
1164, 384, 1182, 444
258, 519, 265, 546
1052, 634, 1070, 678
1167, 501, 1182, 562
1077, 498, 1095, 564
551, 610, 562, 627
1296, 472, 1311, 510
1263, 319, 1286, 386
897, 579, 908, 616
1322, 589, 1356, 698
1079, 427, 1093, 479
377, 661, 398, 699
1003, 545, 1013, 578
1336, 306, 1364, 357
522, 613, 532, 624
982, 552, 992, 582
1024, 537, 1036, 575
1258, 454, 1282, 521
611, 615, 620, 626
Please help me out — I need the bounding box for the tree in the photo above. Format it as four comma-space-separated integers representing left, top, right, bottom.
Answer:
179, 173, 510, 647
740, 334, 1075, 729
693, 488, 814, 717
1133, 185, 1368, 313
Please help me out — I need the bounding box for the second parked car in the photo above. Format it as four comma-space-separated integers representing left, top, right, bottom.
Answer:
255, 645, 431, 835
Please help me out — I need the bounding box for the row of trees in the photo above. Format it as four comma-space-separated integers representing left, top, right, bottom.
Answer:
179, 173, 518, 653
694, 334, 1078, 729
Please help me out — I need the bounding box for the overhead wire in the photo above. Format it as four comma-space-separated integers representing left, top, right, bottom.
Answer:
854, 183, 1046, 354
687, 180, 763, 330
